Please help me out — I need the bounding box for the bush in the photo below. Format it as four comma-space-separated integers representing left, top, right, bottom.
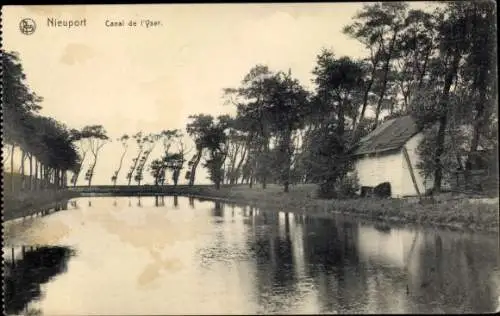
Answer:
317, 172, 360, 199
373, 182, 391, 198
337, 172, 361, 197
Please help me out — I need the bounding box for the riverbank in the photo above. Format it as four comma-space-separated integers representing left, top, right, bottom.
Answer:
3, 190, 81, 221
6, 184, 498, 233
187, 184, 499, 234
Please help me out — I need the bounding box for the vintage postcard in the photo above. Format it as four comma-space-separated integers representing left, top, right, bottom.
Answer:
2, 3, 499, 315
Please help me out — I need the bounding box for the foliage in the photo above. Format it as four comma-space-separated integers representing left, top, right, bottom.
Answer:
317, 170, 360, 199
3, 50, 80, 190
6, 2, 497, 194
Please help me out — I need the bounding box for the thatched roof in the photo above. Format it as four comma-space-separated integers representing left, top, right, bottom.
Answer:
353, 115, 421, 156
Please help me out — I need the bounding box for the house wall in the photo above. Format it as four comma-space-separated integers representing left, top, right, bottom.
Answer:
354, 132, 435, 198
401, 132, 434, 196
354, 150, 405, 197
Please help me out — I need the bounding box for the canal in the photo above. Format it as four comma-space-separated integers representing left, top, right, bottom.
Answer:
3, 196, 500, 315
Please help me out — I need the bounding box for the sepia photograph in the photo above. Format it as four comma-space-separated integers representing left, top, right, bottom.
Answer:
1, 2, 499, 315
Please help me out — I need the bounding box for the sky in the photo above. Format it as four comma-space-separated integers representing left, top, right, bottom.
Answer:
2, 3, 434, 185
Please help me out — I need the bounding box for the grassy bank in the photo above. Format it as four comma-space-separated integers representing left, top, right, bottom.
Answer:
3, 190, 81, 221
188, 184, 499, 234
5, 184, 498, 233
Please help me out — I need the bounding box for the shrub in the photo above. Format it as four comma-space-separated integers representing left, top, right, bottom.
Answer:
337, 172, 361, 197
317, 171, 360, 199
373, 182, 391, 198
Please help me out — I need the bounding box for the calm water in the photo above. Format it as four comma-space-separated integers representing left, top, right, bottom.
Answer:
3, 196, 500, 315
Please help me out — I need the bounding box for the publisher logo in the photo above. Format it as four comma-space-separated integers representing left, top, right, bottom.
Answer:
19, 18, 36, 35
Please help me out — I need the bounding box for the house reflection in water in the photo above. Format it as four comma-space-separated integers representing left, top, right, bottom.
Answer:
356, 225, 500, 313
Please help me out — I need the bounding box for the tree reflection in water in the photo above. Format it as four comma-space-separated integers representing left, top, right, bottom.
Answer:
409, 231, 499, 313
3, 246, 75, 315
5, 198, 496, 314
239, 207, 500, 313
154, 195, 166, 207
212, 201, 224, 217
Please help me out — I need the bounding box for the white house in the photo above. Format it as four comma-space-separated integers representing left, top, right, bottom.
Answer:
352, 115, 433, 198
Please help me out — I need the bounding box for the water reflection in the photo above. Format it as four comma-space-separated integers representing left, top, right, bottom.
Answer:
407, 231, 499, 313
2, 196, 499, 315
3, 246, 75, 315
154, 195, 166, 207
212, 201, 224, 217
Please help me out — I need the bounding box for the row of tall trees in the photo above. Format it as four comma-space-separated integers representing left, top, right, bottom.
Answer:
5, 2, 495, 193
183, 1, 497, 195
3, 51, 81, 192
105, 129, 187, 187
3, 50, 113, 190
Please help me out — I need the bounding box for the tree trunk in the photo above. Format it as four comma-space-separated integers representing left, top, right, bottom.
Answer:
50, 168, 54, 187
41, 164, 45, 189
468, 67, 489, 163
73, 151, 86, 187
20, 150, 26, 190
173, 169, 180, 186
189, 148, 203, 186
44, 167, 49, 188
34, 159, 39, 191
433, 114, 448, 193
282, 128, 293, 193
233, 145, 248, 185
55, 169, 59, 190
228, 143, 241, 184
29, 154, 33, 190
261, 139, 270, 190
40, 163, 43, 189
417, 47, 432, 90
10, 144, 15, 193
135, 145, 156, 186
433, 49, 462, 193
88, 163, 96, 187
114, 147, 128, 186
128, 149, 143, 185
374, 31, 399, 128
355, 66, 377, 133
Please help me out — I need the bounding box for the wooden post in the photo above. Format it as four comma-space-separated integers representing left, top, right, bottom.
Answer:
402, 147, 421, 198
11, 248, 15, 268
